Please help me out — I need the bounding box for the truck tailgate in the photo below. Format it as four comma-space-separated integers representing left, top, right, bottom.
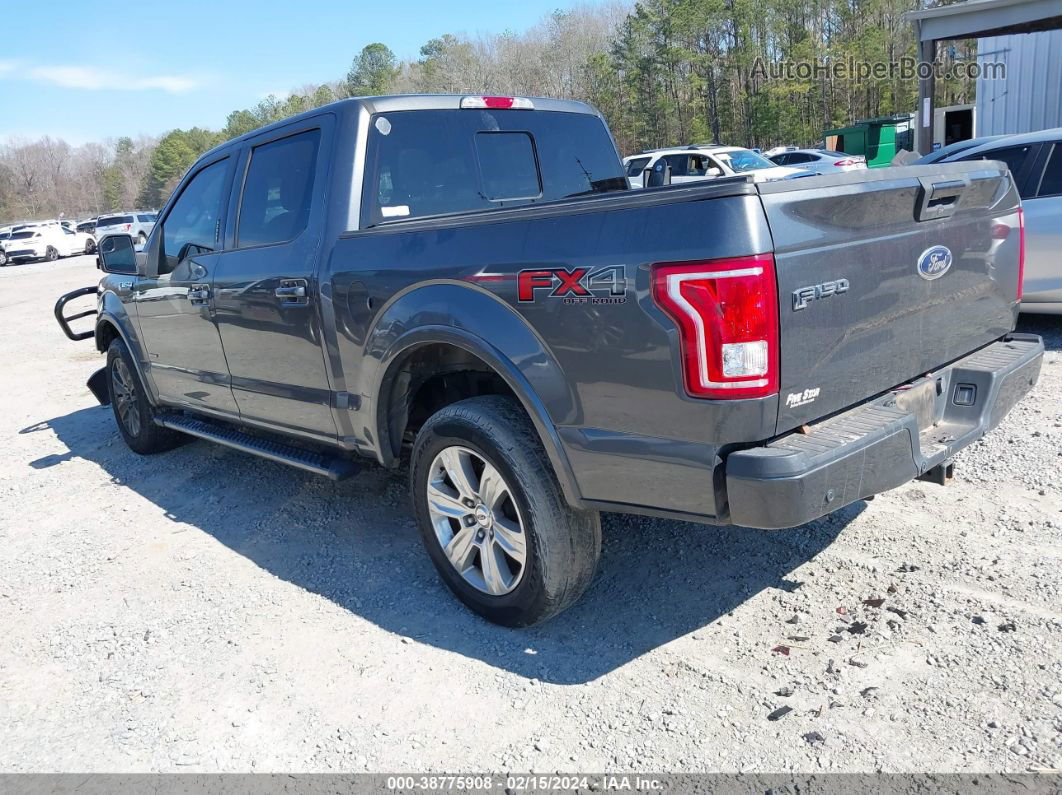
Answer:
758, 162, 1022, 433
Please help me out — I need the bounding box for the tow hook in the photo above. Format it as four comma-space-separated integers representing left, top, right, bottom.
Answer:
918, 459, 955, 486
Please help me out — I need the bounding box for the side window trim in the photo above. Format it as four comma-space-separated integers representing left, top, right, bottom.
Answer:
233, 122, 325, 250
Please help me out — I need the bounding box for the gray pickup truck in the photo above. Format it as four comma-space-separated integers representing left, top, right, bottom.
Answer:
56, 94, 1043, 626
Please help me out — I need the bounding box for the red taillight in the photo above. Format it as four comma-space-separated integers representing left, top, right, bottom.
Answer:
834, 158, 856, 166
124, 223, 131, 231
1017, 207, 1025, 300
652, 254, 779, 399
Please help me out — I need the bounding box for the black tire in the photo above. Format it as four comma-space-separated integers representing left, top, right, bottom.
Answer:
106, 339, 182, 455
410, 395, 601, 627
84, 239, 96, 254
45, 246, 59, 262
0, 249, 6, 266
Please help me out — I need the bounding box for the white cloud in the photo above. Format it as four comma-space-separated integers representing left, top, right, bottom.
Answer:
25, 64, 200, 93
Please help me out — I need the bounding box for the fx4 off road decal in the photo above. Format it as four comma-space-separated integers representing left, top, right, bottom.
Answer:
518, 266, 627, 304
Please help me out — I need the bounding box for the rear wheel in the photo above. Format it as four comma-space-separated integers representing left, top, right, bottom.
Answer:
107, 339, 182, 455
137, 232, 147, 246
0, 249, 7, 266
84, 239, 96, 254
410, 396, 601, 627
45, 246, 59, 262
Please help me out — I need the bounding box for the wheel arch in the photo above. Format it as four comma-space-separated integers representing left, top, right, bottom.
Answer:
373, 324, 584, 508
95, 296, 159, 406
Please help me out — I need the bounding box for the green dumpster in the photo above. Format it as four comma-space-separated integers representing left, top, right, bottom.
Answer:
823, 115, 914, 168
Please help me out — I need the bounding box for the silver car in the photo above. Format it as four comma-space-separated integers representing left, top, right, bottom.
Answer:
768, 149, 867, 174
943, 128, 1062, 314
94, 211, 157, 246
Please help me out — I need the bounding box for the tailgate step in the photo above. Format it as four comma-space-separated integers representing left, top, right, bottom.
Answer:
156, 414, 357, 480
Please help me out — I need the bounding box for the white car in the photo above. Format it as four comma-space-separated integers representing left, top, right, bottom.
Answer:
768, 149, 868, 174
623, 145, 805, 188
4, 224, 96, 263
94, 211, 157, 246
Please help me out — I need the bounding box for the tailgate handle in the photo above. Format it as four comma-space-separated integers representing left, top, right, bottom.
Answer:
916, 176, 969, 222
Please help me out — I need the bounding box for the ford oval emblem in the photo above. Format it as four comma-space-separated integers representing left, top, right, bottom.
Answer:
917, 245, 953, 280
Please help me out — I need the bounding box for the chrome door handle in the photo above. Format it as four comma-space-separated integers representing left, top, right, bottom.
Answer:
275, 278, 309, 305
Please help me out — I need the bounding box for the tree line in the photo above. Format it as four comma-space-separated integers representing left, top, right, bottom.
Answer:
0, 0, 976, 224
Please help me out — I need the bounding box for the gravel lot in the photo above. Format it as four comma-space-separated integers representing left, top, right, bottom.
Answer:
1, 255, 1060, 773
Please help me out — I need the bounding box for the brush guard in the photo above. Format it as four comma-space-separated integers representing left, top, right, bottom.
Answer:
54, 286, 98, 341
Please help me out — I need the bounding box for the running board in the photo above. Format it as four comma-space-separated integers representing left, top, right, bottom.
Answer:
156, 414, 358, 480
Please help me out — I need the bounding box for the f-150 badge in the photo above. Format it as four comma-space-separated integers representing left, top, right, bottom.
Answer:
792, 278, 850, 311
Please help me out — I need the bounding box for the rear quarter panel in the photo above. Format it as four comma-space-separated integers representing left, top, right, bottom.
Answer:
326, 185, 778, 517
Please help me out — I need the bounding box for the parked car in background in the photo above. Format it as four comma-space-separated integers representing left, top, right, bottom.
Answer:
768, 149, 867, 174
94, 212, 157, 245
913, 135, 1007, 165
935, 127, 1062, 314
77, 218, 97, 235
0, 227, 11, 266
4, 223, 95, 263
624, 145, 805, 187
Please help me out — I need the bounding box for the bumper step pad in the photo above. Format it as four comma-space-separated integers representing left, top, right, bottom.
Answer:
724, 335, 1044, 529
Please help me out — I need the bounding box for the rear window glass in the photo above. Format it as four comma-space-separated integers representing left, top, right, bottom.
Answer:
97, 215, 134, 226
11, 231, 34, 239
1036, 144, 1062, 197
364, 109, 626, 224
475, 132, 541, 200
137, 214, 156, 222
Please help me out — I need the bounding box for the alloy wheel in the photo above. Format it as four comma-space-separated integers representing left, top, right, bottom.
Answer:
111, 358, 141, 437
426, 445, 527, 596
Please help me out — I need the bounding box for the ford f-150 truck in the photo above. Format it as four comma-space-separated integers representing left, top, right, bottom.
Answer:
55, 94, 1043, 626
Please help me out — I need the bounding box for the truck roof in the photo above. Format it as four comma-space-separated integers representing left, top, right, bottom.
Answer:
200, 94, 601, 162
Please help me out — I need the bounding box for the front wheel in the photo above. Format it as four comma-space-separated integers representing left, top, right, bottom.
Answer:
410, 396, 601, 627
45, 246, 59, 262
84, 239, 96, 254
106, 339, 182, 455
0, 249, 6, 266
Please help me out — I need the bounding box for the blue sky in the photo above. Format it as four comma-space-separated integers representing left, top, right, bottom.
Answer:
0, 0, 572, 144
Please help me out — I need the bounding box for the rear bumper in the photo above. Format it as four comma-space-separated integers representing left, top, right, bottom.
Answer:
725, 335, 1044, 529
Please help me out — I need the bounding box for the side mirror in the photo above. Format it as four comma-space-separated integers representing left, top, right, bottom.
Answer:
705, 166, 723, 177
97, 234, 138, 275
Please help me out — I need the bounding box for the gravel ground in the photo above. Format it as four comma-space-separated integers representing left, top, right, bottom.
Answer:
1, 255, 1060, 773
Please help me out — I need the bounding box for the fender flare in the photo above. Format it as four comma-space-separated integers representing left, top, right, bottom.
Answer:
95, 292, 159, 407
366, 284, 584, 507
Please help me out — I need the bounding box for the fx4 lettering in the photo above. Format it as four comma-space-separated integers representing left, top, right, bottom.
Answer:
517, 266, 627, 304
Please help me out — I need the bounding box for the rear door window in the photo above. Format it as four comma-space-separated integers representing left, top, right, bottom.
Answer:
625, 156, 650, 177
237, 128, 321, 247
364, 109, 626, 225
98, 215, 134, 226
1034, 144, 1062, 198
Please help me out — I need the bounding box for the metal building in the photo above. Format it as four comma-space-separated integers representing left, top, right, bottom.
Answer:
907, 0, 1062, 153
977, 28, 1062, 135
